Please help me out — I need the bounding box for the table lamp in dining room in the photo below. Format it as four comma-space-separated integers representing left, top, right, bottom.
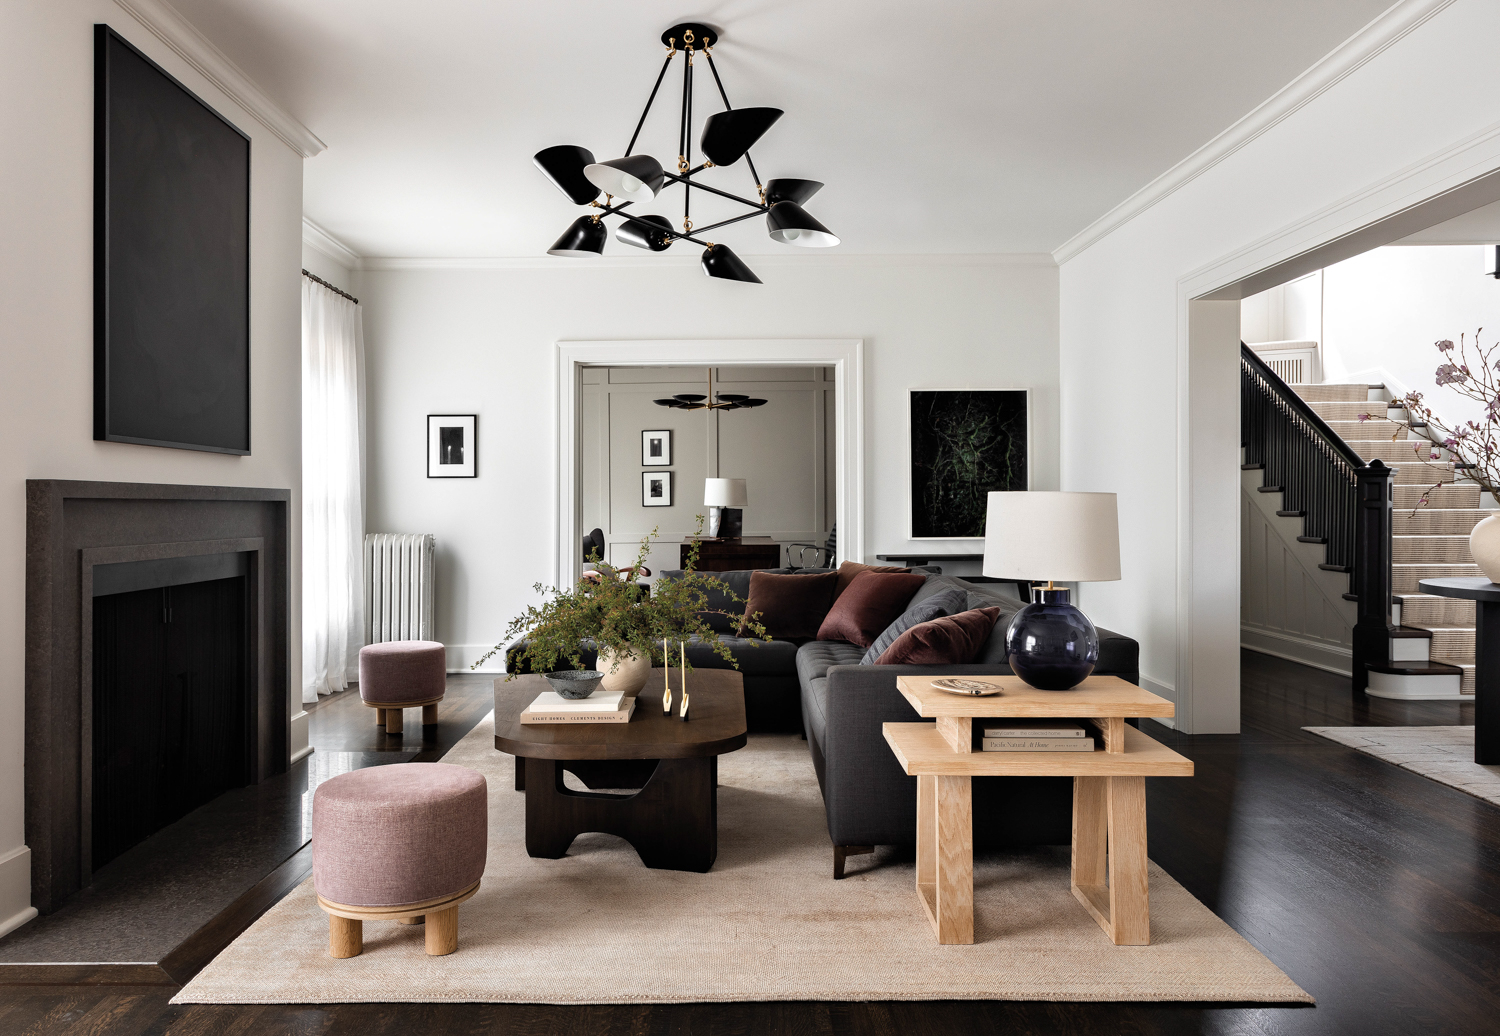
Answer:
983, 491, 1121, 690
703, 478, 747, 538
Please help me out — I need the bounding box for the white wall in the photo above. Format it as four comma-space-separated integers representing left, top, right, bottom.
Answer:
359, 258, 1059, 670
1059, 0, 1500, 730
1322, 245, 1500, 428
0, 2, 303, 927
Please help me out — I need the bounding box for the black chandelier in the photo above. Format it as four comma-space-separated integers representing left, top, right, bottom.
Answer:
654, 369, 766, 411
533, 22, 839, 285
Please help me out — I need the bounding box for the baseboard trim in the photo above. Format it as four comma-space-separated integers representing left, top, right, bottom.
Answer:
1241, 628, 1354, 677
0, 906, 37, 941
289, 744, 315, 764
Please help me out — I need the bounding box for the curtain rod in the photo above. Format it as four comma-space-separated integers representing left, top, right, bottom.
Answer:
301, 268, 359, 305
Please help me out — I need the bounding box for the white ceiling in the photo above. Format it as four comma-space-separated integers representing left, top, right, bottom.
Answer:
168, 0, 1395, 259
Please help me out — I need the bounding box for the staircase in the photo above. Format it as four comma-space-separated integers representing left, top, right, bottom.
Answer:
1291, 382, 1478, 699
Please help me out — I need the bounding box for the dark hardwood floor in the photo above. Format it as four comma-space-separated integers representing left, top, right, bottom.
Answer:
3, 652, 1497, 1035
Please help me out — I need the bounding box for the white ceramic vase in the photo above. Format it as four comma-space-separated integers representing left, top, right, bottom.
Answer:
596, 645, 651, 696
1471, 513, 1500, 583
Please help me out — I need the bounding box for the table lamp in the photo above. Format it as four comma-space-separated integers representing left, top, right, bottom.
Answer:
704, 478, 747, 537
982, 491, 1121, 690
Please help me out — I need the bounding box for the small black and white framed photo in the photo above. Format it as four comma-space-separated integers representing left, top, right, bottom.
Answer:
428, 414, 477, 478
641, 429, 672, 466
642, 471, 673, 507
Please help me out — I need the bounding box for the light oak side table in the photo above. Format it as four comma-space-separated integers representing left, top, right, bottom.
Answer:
883, 675, 1192, 946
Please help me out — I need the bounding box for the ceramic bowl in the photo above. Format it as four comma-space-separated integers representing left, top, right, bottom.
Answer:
544, 670, 605, 699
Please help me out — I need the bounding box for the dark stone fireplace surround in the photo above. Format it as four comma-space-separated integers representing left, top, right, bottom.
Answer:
26, 480, 290, 913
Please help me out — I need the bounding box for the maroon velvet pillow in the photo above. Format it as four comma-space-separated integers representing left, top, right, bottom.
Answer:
737, 570, 839, 639
832, 560, 912, 601
875, 607, 1001, 665
816, 570, 928, 648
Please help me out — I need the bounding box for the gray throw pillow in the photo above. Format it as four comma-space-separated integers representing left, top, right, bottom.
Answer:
860, 587, 969, 664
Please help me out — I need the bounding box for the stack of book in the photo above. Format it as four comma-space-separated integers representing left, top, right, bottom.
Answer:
981, 720, 1093, 752
520, 689, 636, 724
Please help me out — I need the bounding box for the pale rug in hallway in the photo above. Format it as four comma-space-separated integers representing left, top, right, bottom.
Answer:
175, 715, 1310, 1005
1305, 725, 1500, 806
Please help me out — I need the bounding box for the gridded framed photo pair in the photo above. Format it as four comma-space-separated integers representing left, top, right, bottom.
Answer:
642, 471, 673, 507
642, 429, 672, 466
428, 414, 477, 478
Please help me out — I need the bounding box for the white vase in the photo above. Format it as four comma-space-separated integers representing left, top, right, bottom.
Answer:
596, 645, 651, 696
1471, 513, 1500, 583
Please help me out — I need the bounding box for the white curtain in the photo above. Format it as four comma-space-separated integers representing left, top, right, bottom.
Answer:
302, 276, 365, 704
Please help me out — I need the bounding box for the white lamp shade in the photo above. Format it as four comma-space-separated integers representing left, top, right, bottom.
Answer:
704, 478, 748, 507
982, 491, 1121, 582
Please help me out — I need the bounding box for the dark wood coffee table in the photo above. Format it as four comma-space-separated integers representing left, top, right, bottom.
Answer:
493, 669, 747, 872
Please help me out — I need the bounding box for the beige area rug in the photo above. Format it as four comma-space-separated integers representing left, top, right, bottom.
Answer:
175, 715, 1310, 1005
1306, 725, 1500, 805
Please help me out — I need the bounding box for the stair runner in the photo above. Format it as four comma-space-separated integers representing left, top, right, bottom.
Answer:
1293, 383, 1479, 695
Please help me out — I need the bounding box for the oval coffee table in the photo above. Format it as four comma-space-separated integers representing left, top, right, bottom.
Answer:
494, 669, 746, 872
1418, 576, 1499, 763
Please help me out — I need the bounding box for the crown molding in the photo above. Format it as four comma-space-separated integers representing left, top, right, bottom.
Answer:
301, 218, 361, 270
111, 0, 326, 157
1051, 0, 1458, 265
357, 252, 1056, 272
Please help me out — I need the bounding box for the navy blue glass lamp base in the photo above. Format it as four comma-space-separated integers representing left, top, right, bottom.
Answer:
1004, 587, 1100, 691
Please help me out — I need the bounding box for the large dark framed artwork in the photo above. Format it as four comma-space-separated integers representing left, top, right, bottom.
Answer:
908, 389, 1028, 539
94, 25, 251, 455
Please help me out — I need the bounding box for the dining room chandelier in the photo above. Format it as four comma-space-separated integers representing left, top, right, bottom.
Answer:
532, 22, 839, 285
653, 369, 766, 411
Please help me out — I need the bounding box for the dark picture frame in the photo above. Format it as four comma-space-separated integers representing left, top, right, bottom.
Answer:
428, 415, 477, 478
642, 471, 673, 507
642, 429, 672, 466
94, 25, 252, 455
908, 389, 1029, 539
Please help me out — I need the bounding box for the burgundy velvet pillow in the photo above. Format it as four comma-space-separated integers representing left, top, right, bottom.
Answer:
738, 570, 840, 639
832, 560, 912, 601
816, 570, 928, 648
875, 607, 1001, 665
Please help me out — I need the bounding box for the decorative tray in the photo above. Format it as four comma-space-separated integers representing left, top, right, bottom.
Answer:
928, 678, 1003, 697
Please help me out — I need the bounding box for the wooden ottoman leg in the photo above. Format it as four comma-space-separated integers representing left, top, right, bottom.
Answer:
398, 915, 425, 925
425, 906, 458, 955
386, 707, 404, 735
423, 703, 438, 726
375, 708, 386, 727
329, 915, 362, 958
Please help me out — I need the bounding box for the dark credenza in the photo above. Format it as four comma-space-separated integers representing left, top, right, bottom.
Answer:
681, 536, 781, 572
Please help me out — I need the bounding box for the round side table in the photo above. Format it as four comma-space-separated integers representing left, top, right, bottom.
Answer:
1417, 576, 1499, 763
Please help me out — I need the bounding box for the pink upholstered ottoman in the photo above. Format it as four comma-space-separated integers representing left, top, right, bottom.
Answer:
359, 640, 446, 734
312, 762, 487, 957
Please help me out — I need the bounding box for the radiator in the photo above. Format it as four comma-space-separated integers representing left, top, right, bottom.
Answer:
364, 533, 435, 644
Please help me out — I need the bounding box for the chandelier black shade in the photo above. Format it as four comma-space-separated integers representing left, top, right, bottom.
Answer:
616, 214, 676, 251
766, 201, 839, 248
700, 107, 783, 166
653, 371, 766, 411
547, 216, 607, 257
534, 145, 600, 205
701, 243, 762, 283
531, 22, 837, 284
763, 178, 823, 206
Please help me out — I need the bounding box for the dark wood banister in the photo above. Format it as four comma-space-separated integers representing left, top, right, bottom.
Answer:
1240, 343, 1364, 469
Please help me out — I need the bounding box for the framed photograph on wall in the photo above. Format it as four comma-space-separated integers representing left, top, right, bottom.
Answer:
428, 414, 477, 478
908, 389, 1028, 539
641, 429, 672, 466
641, 471, 673, 507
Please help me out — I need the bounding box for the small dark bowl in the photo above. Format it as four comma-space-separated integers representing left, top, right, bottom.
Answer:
544, 670, 605, 699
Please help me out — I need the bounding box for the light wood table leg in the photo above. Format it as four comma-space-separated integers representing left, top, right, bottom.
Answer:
425, 906, 459, 955
1070, 774, 1150, 945
916, 774, 973, 944
329, 915, 362, 958
386, 707, 404, 735
1071, 775, 1108, 892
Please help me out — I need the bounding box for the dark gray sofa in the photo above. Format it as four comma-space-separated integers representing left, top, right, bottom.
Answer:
654, 568, 1140, 876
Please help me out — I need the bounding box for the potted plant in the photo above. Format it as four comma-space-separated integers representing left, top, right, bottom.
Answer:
477, 520, 768, 693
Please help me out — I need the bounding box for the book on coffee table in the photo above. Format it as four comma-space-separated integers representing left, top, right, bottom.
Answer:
981, 737, 1094, 752
520, 690, 636, 725
982, 721, 1087, 738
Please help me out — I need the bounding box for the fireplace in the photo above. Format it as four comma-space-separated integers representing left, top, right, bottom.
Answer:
26, 481, 290, 912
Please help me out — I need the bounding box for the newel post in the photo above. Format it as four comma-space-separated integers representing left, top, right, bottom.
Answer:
1351, 460, 1395, 693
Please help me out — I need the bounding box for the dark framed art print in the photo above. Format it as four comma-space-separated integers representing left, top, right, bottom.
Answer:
642, 429, 672, 466
428, 415, 477, 478
642, 471, 673, 507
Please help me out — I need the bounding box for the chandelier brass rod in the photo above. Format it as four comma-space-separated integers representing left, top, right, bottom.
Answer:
625, 51, 676, 157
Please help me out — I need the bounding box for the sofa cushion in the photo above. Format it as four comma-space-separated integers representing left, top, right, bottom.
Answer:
817, 570, 928, 648
656, 567, 799, 633
876, 607, 1001, 665
738, 570, 839, 639
832, 560, 912, 601
859, 586, 969, 665
796, 638, 866, 687
680, 634, 800, 677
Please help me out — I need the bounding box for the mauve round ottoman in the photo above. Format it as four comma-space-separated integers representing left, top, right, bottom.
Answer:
313, 762, 487, 957
359, 640, 446, 735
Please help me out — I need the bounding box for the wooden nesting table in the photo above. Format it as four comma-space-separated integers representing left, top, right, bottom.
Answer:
883, 675, 1192, 946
